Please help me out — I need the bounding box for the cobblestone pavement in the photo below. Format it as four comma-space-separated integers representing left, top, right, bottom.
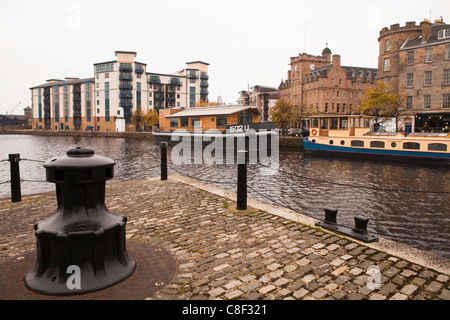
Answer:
1, 176, 449, 300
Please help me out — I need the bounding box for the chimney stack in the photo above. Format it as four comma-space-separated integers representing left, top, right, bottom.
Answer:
420, 20, 432, 42
332, 54, 341, 66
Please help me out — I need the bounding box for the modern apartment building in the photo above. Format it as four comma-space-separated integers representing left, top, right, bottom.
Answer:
377, 18, 450, 132
278, 47, 377, 127
237, 85, 279, 121
30, 51, 209, 132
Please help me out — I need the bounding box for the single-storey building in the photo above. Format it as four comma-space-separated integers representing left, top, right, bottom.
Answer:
159, 105, 260, 132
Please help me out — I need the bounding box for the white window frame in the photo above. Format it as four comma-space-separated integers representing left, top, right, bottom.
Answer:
443, 94, 450, 109
383, 58, 390, 71
445, 45, 450, 60
424, 71, 432, 86
406, 73, 414, 88
423, 95, 431, 109
444, 69, 450, 85
438, 28, 450, 39
425, 48, 433, 63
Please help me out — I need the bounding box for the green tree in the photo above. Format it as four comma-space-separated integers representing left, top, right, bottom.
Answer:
359, 81, 402, 131
269, 99, 295, 136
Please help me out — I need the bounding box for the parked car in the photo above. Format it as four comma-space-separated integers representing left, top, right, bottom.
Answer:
290, 128, 310, 137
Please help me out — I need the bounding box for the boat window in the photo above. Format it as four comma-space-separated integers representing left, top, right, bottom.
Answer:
355, 118, 360, 127
403, 142, 420, 150
311, 118, 319, 127
370, 141, 385, 148
340, 140, 345, 145
340, 118, 348, 129
320, 118, 328, 129
391, 142, 397, 148
428, 143, 447, 151
351, 140, 364, 147
330, 118, 338, 129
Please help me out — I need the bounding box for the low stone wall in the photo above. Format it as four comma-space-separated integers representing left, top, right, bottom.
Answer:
279, 136, 304, 148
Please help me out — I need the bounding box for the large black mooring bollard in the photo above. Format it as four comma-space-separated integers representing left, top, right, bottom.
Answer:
160, 142, 168, 181
353, 216, 370, 235
324, 208, 338, 225
237, 150, 247, 210
24, 146, 136, 295
8, 154, 21, 203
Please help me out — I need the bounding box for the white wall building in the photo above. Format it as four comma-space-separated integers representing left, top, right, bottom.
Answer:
30, 51, 210, 132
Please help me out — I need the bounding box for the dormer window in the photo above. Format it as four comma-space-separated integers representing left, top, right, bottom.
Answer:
438, 28, 450, 39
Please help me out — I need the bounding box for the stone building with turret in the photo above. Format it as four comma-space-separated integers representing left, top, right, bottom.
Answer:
377, 18, 450, 133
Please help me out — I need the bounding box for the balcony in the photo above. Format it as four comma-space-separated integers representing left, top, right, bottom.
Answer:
120, 100, 133, 108
149, 75, 161, 84
200, 89, 209, 95
119, 92, 133, 98
119, 81, 133, 90
200, 80, 208, 87
170, 77, 182, 86
135, 64, 144, 74
119, 63, 133, 72
200, 73, 209, 80
119, 73, 133, 80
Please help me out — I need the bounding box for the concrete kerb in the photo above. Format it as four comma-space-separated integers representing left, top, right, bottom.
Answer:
162, 174, 450, 277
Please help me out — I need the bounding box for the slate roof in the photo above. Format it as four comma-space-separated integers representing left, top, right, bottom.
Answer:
400, 22, 450, 50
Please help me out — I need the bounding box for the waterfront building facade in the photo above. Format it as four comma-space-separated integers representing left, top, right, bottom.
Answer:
278, 47, 377, 127
30, 51, 209, 132
377, 18, 450, 132
237, 85, 278, 122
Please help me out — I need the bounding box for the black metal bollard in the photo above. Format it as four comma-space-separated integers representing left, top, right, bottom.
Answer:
316, 210, 377, 243
9, 154, 21, 203
24, 146, 136, 295
353, 216, 370, 235
237, 150, 247, 210
324, 208, 338, 225
160, 142, 168, 181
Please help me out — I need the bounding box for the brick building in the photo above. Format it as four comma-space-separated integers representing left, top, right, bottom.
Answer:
278, 47, 377, 127
377, 18, 450, 133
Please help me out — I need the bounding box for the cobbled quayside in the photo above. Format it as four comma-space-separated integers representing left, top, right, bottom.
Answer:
0, 175, 449, 300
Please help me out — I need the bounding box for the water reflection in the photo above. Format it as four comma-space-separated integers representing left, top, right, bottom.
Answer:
0, 134, 449, 258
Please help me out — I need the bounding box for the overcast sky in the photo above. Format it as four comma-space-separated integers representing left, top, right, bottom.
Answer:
1, 0, 449, 114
